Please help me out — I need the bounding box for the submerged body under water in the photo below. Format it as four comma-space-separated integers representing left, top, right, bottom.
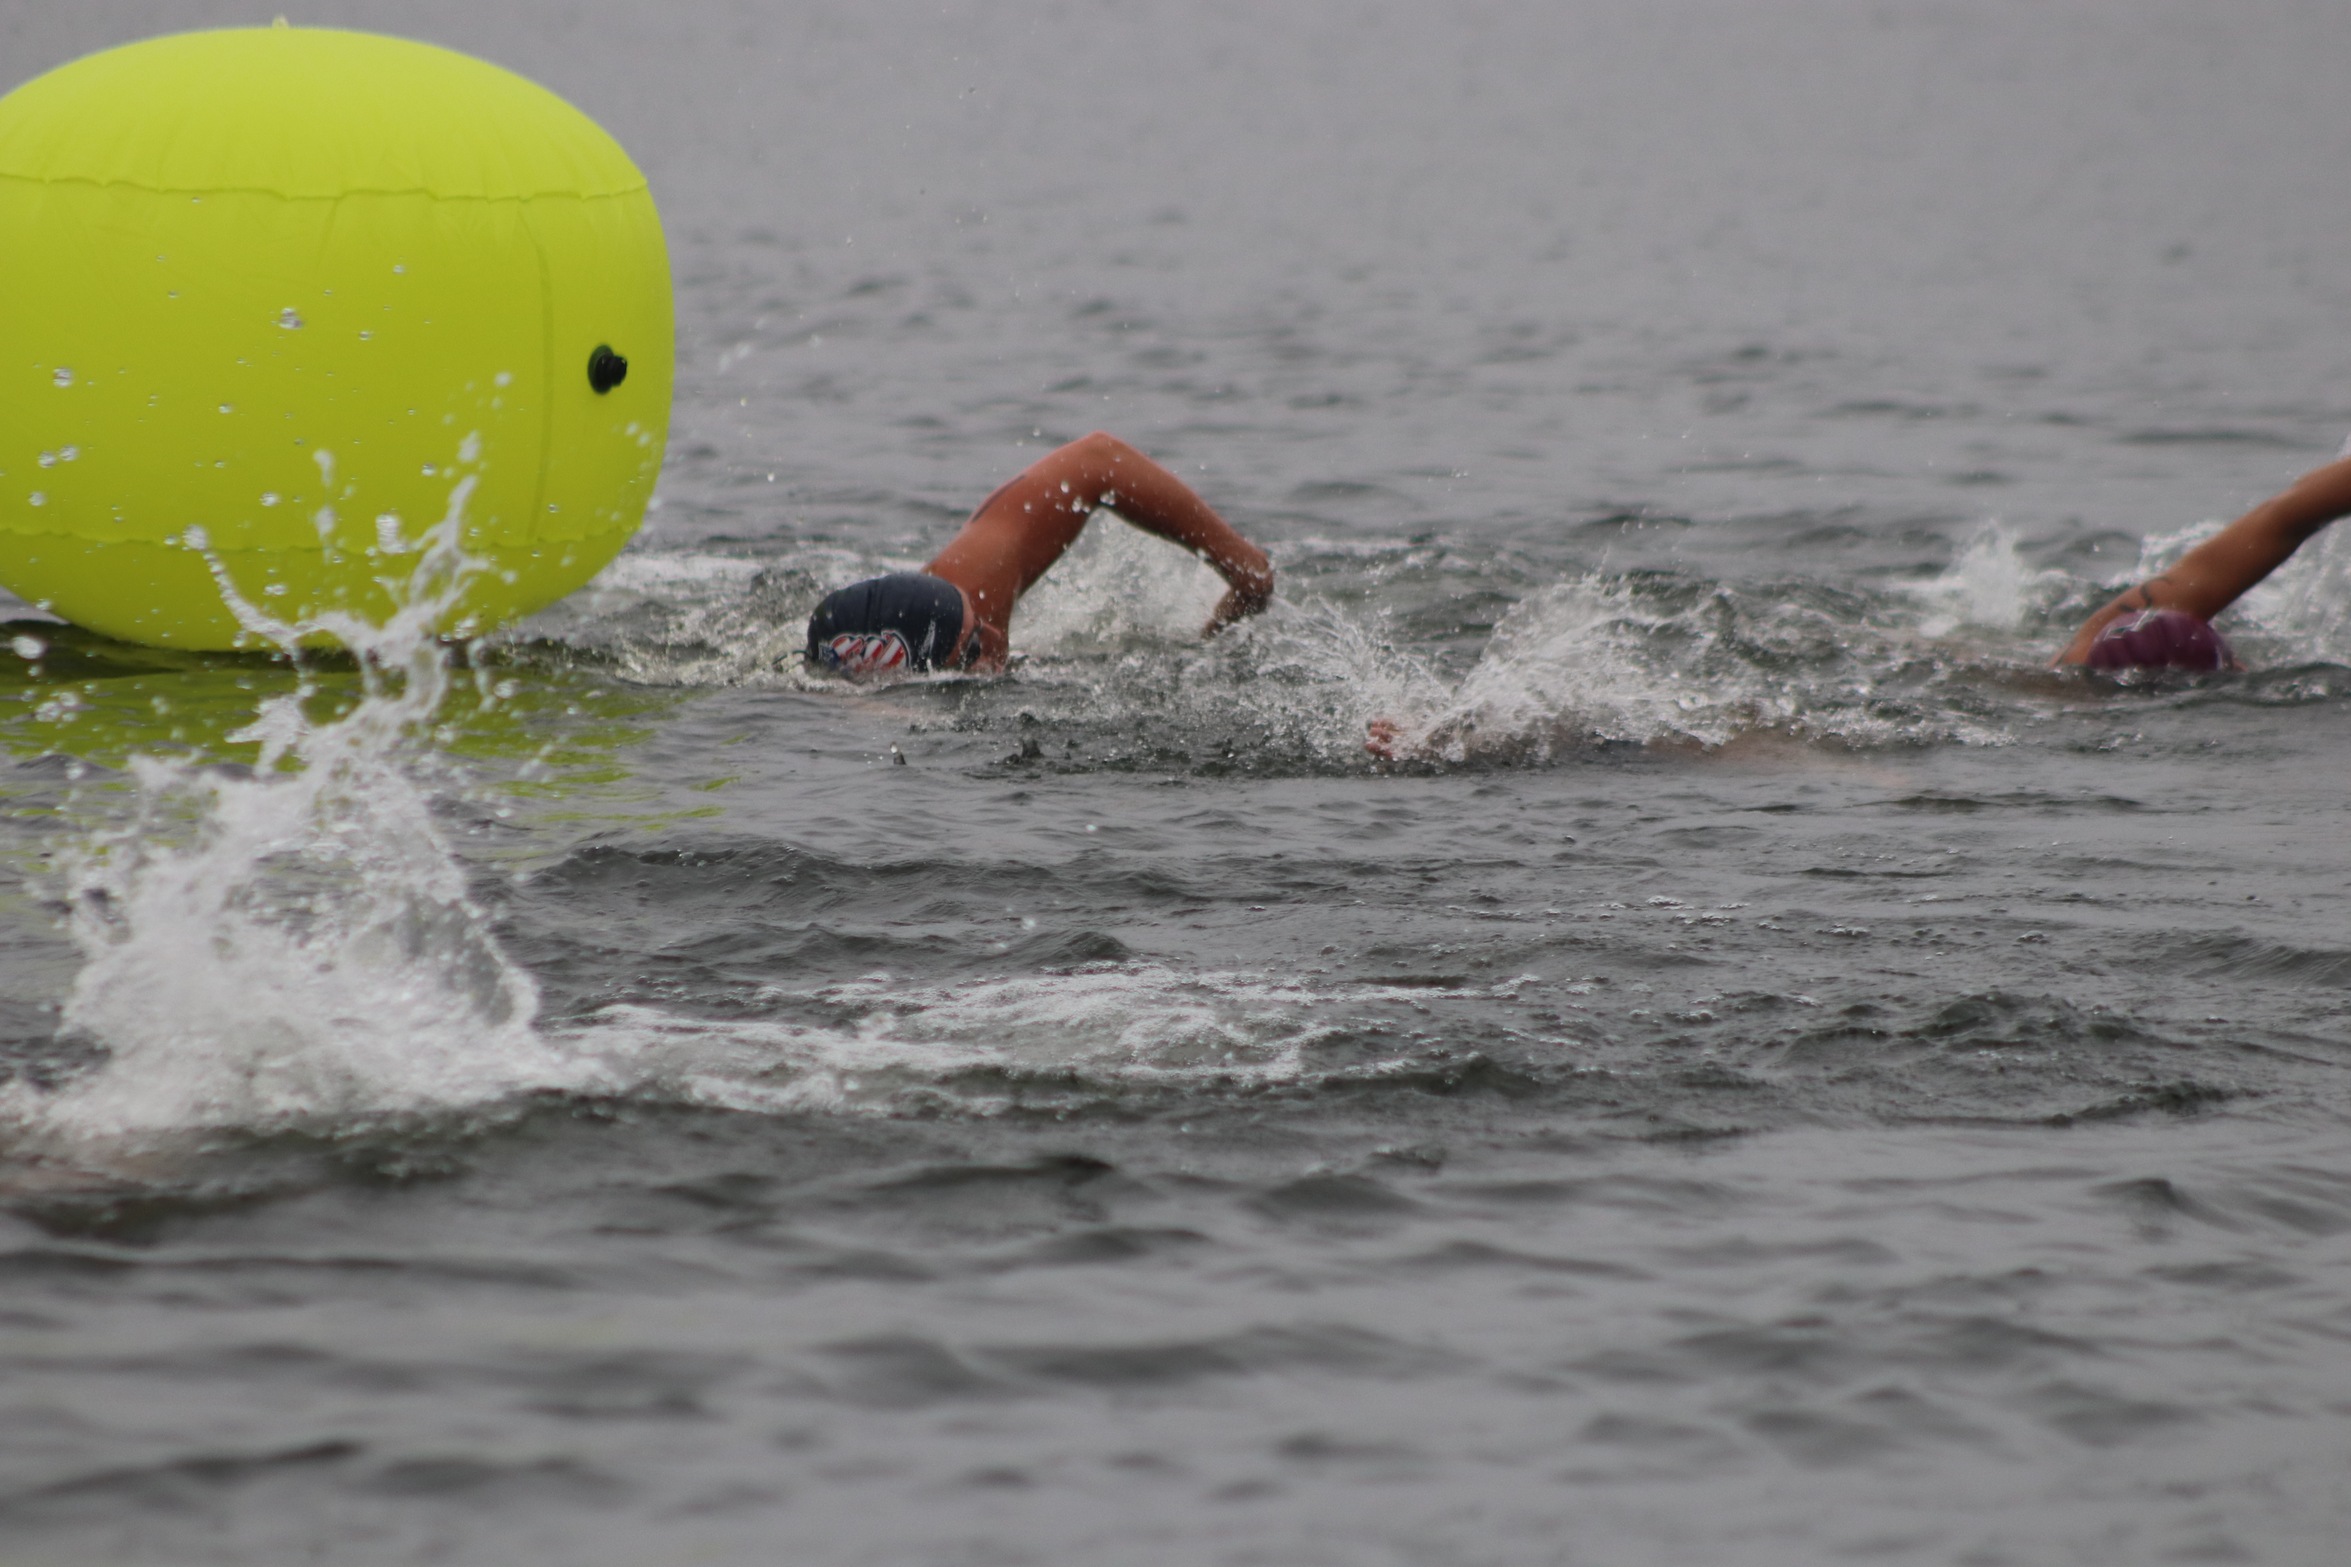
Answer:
5, 2, 2351, 1564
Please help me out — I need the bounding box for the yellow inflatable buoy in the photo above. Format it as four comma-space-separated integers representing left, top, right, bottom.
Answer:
0, 25, 672, 649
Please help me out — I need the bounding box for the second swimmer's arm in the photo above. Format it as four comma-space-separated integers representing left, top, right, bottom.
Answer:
2055, 453, 2351, 664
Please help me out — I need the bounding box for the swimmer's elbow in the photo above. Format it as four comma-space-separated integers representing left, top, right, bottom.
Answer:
1072, 430, 1134, 465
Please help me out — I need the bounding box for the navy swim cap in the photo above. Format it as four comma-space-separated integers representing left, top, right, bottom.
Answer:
806, 573, 974, 677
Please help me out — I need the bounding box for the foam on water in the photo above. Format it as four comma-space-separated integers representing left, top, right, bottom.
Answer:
506, 519, 2046, 770
564, 964, 1489, 1118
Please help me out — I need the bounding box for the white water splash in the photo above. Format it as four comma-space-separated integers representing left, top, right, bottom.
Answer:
509, 547, 846, 687
2120, 517, 2229, 590
2232, 516, 2351, 667
1901, 521, 2062, 638
1374, 578, 1779, 757
18, 446, 601, 1143
1022, 524, 1445, 758
1013, 513, 1229, 653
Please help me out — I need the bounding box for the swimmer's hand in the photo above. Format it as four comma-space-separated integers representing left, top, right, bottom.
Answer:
1203, 557, 1275, 636
1367, 715, 1462, 761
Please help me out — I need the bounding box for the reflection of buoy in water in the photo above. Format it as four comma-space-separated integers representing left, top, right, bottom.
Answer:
0, 25, 672, 649
2085, 609, 2233, 673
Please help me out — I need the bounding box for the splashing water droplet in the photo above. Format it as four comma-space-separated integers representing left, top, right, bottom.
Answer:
51, 368, 72, 388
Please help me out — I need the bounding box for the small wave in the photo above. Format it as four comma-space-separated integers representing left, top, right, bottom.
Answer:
530, 960, 1596, 1123
563, 965, 1393, 1117
1365, 572, 2018, 759
2117, 427, 2310, 449
2157, 931, 2351, 987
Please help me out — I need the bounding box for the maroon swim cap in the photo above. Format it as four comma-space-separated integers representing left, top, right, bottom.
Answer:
2085, 609, 2232, 672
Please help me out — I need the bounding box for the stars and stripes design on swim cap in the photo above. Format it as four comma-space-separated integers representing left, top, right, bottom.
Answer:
819, 630, 914, 677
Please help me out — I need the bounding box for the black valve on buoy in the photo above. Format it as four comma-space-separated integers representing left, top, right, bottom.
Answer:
588, 344, 628, 393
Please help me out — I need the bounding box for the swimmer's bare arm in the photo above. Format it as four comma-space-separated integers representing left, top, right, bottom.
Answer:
2056, 453, 2351, 664
926, 432, 1274, 647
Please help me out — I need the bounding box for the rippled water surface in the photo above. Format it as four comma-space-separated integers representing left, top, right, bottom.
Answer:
5, 3, 2351, 1563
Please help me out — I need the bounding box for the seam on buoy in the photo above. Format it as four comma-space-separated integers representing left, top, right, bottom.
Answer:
523, 208, 560, 549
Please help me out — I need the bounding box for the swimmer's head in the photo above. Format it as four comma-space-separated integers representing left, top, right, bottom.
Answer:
805, 572, 975, 679
2085, 608, 2233, 673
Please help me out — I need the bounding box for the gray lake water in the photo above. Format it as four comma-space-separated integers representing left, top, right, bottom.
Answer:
4, 3, 2351, 1563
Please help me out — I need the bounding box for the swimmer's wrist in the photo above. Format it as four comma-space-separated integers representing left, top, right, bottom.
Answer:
1223, 556, 1273, 607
